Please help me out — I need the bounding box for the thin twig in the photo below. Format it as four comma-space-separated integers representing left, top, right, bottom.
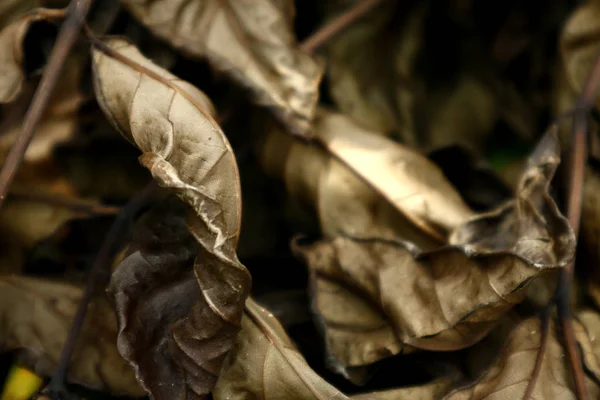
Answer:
47, 181, 157, 395
0, 0, 93, 211
8, 187, 120, 215
523, 307, 551, 400
554, 49, 600, 400
300, 0, 387, 54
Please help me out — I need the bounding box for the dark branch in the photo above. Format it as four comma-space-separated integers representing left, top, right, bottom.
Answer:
0, 0, 94, 211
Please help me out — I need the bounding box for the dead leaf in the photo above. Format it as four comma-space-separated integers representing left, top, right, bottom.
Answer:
93, 38, 251, 398
294, 129, 574, 372
0, 0, 39, 31
0, 275, 143, 396
213, 298, 348, 400
260, 108, 474, 246
444, 316, 600, 399
560, 0, 600, 109
0, 8, 62, 103
109, 199, 206, 400
121, 0, 324, 136
581, 163, 600, 308
449, 129, 573, 263
351, 376, 455, 400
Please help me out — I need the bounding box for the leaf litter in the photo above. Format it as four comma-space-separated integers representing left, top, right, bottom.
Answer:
0, 1, 600, 399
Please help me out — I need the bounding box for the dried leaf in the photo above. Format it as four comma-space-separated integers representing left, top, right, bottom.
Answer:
121, 0, 324, 136
109, 199, 202, 400
260, 108, 474, 245
560, 0, 600, 109
93, 38, 251, 398
0, 275, 143, 396
444, 316, 600, 399
0, 0, 39, 30
0, 8, 61, 103
213, 298, 348, 400
294, 129, 574, 371
351, 377, 455, 400
581, 164, 600, 308
0, 54, 84, 163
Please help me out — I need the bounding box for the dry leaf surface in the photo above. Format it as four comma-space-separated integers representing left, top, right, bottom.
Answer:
93, 38, 251, 399
122, 0, 324, 136
213, 298, 348, 400
445, 316, 600, 399
295, 130, 574, 371
0, 275, 143, 396
260, 108, 473, 245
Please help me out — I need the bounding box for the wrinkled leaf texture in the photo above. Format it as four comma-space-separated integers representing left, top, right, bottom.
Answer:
93, 37, 251, 399
122, 0, 324, 136
295, 129, 574, 371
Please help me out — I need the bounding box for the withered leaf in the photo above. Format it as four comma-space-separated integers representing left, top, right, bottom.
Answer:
351, 377, 456, 400
213, 298, 348, 400
581, 163, 600, 308
560, 0, 600, 109
93, 38, 251, 398
260, 108, 473, 245
295, 129, 574, 371
121, 0, 324, 136
0, 275, 143, 396
444, 316, 600, 399
0, 0, 39, 30
0, 7, 62, 103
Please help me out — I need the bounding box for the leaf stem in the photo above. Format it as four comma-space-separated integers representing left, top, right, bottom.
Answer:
47, 181, 157, 394
300, 0, 387, 54
0, 0, 94, 211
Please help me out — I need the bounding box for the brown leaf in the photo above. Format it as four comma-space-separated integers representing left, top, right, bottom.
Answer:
0, 0, 39, 30
0, 8, 62, 103
581, 163, 600, 308
93, 38, 251, 398
213, 298, 348, 400
260, 108, 474, 245
294, 129, 574, 372
121, 0, 324, 136
351, 377, 456, 400
0, 275, 143, 396
444, 316, 600, 399
560, 0, 600, 109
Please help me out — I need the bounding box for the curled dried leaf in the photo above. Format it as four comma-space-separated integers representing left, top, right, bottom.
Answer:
122, 0, 324, 136
0, 275, 143, 396
260, 108, 473, 245
93, 38, 251, 398
294, 129, 574, 371
0, 8, 62, 103
213, 298, 348, 400
444, 316, 600, 399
